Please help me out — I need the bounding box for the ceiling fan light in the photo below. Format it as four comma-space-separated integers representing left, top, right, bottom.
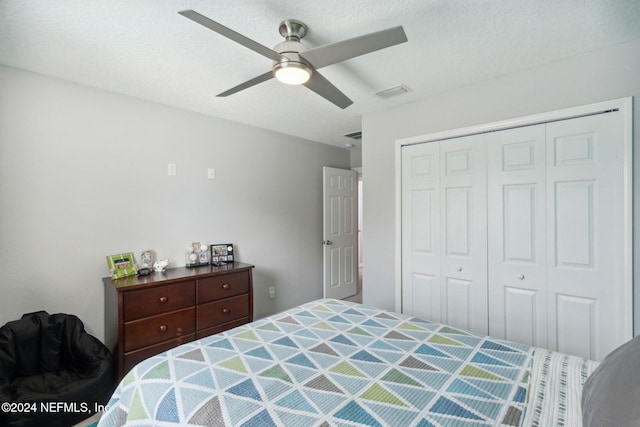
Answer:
274, 62, 311, 85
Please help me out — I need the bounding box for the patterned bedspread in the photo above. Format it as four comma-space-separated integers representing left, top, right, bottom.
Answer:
522, 349, 598, 427
98, 299, 541, 426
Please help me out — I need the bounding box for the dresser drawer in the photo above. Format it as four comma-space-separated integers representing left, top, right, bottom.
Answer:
124, 281, 195, 321
197, 272, 249, 304
123, 333, 195, 373
197, 294, 249, 330
196, 319, 248, 340
124, 307, 195, 352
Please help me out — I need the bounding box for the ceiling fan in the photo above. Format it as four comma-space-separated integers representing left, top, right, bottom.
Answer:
178, 10, 408, 109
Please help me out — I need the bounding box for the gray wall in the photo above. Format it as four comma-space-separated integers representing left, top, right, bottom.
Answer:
350, 144, 362, 169
362, 38, 640, 333
0, 65, 350, 341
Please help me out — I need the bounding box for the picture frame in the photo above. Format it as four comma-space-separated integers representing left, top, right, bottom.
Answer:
185, 242, 210, 268
140, 249, 154, 269
210, 243, 234, 266
106, 252, 138, 279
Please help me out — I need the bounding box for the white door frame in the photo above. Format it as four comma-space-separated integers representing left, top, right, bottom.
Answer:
394, 97, 633, 339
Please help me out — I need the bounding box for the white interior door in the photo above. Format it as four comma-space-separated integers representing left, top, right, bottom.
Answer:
488, 125, 548, 348
401, 135, 488, 335
401, 142, 441, 321
439, 135, 488, 335
545, 112, 626, 361
323, 167, 358, 299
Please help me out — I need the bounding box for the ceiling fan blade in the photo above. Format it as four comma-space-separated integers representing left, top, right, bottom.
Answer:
300, 26, 407, 69
304, 71, 353, 109
179, 10, 284, 62
217, 71, 274, 97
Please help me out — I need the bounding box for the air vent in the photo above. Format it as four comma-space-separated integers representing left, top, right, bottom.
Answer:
375, 84, 411, 99
343, 131, 362, 140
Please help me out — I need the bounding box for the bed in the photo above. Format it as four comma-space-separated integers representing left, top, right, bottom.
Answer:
97, 298, 599, 426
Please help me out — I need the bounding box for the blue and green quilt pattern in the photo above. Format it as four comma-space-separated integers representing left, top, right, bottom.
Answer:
99, 299, 533, 426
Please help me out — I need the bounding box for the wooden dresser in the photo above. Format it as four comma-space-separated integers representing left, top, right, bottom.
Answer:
104, 262, 254, 378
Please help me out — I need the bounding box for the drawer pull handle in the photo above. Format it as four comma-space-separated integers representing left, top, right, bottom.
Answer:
222, 283, 230, 290
159, 325, 168, 333
159, 296, 168, 304
222, 308, 230, 314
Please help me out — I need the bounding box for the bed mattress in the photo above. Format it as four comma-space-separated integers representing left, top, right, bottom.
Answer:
98, 298, 596, 426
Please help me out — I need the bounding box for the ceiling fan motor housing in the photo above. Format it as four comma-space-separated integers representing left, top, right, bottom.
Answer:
274, 40, 310, 61
272, 22, 312, 82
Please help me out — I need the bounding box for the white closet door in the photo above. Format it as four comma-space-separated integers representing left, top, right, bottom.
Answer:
401, 102, 630, 362
546, 112, 625, 361
401, 135, 487, 334
439, 135, 488, 334
487, 125, 548, 348
401, 142, 441, 321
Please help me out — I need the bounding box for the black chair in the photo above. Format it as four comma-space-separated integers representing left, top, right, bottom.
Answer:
0, 311, 115, 427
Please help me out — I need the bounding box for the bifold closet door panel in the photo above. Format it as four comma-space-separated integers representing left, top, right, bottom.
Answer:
487, 125, 548, 348
439, 134, 488, 335
401, 142, 441, 322
401, 135, 488, 335
545, 112, 625, 361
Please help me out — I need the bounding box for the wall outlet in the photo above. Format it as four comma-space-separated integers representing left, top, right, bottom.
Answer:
268, 286, 276, 299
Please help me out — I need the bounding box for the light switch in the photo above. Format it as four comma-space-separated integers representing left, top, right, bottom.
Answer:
168, 163, 177, 176
207, 168, 215, 180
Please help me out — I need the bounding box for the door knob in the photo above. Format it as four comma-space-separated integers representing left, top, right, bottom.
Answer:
323, 240, 334, 245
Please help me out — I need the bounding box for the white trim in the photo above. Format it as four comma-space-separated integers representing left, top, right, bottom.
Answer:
394, 97, 633, 338
394, 139, 403, 313
621, 97, 634, 338
398, 98, 630, 147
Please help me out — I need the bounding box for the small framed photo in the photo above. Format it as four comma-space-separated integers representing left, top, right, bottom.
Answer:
186, 242, 210, 268
106, 252, 138, 279
210, 244, 234, 266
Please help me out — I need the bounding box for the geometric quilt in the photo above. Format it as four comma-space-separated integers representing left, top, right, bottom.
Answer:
98, 299, 534, 427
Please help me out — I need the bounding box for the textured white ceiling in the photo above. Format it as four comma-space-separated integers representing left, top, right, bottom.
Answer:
1, 1, 639, 147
